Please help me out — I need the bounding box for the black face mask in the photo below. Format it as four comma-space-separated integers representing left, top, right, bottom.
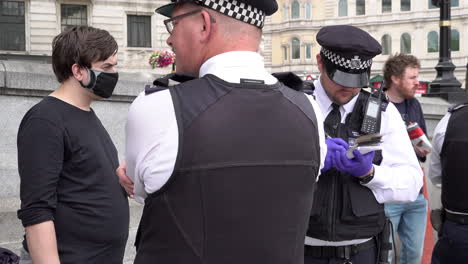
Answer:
79, 68, 119, 98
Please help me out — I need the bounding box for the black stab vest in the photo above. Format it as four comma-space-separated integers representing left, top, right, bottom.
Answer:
134, 74, 321, 264
440, 103, 468, 214
307, 90, 386, 241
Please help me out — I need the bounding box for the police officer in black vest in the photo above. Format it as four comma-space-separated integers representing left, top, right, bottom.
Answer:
429, 102, 468, 264
116, 0, 327, 263
304, 25, 423, 264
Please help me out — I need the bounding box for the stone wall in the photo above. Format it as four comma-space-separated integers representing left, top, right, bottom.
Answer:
268, 0, 468, 85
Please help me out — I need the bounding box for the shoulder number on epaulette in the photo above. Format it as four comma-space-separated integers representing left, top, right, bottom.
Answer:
145, 85, 168, 95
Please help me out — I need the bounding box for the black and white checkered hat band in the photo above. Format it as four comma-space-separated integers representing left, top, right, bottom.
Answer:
199, 0, 265, 28
321, 48, 372, 71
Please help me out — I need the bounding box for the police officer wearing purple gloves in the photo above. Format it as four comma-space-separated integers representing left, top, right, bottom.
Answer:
304, 25, 423, 264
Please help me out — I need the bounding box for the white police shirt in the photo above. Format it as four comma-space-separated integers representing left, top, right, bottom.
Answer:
428, 112, 449, 186
125, 51, 326, 204
305, 79, 423, 247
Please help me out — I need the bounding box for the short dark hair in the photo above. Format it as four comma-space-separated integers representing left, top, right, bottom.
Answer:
383, 53, 420, 90
52, 26, 118, 83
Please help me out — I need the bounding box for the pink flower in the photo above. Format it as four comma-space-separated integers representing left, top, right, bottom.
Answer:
148, 50, 175, 68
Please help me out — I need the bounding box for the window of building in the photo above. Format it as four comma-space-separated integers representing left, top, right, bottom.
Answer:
339, 0, 348, 17
127, 15, 151, 48
356, 0, 365, 15
305, 44, 312, 59
382, 0, 392, 13
429, 0, 458, 8
400, 33, 411, 54
382, 34, 392, 55
283, 46, 288, 60
291, 1, 300, 19
283, 5, 289, 20
0, 1, 25, 51
451, 29, 460, 51
305, 3, 312, 19
401, 0, 411, 11
61, 4, 88, 31
291, 38, 300, 59
428, 31, 439, 53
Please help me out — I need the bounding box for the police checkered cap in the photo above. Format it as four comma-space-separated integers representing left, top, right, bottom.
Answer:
200, 0, 265, 28
321, 47, 373, 73
156, 0, 274, 28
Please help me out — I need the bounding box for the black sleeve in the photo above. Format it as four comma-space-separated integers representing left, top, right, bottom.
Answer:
415, 100, 427, 162
17, 117, 64, 227
417, 102, 428, 135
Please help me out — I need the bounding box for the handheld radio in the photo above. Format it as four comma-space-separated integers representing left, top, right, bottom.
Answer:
361, 82, 384, 134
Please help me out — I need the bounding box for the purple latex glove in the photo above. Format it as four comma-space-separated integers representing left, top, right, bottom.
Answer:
321, 138, 348, 173
335, 148, 375, 178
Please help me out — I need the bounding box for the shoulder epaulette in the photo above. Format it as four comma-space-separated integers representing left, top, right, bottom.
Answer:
448, 102, 468, 113
152, 73, 197, 87
146, 73, 197, 95
271, 72, 303, 91
380, 92, 389, 111
371, 89, 389, 112
303, 80, 315, 95
380, 100, 389, 112
144, 85, 168, 95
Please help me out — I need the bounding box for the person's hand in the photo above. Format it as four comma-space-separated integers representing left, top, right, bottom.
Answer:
335, 147, 375, 178
116, 161, 134, 198
321, 138, 348, 173
414, 145, 431, 158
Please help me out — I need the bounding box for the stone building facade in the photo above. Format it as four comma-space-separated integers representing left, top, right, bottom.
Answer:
264, 0, 468, 85
1, 0, 173, 74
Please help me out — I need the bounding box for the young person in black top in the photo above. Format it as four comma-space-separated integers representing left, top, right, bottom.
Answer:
17, 26, 129, 264
383, 53, 429, 264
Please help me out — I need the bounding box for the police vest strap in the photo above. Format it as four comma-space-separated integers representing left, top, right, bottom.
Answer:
271, 72, 303, 91
448, 102, 468, 113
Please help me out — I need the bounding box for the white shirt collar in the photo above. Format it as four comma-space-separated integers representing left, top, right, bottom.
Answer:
313, 77, 359, 120
199, 51, 278, 84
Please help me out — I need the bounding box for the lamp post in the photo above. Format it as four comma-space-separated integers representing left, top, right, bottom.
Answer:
425, 0, 465, 102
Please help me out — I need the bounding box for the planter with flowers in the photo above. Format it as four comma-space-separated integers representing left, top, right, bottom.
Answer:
148, 50, 176, 69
